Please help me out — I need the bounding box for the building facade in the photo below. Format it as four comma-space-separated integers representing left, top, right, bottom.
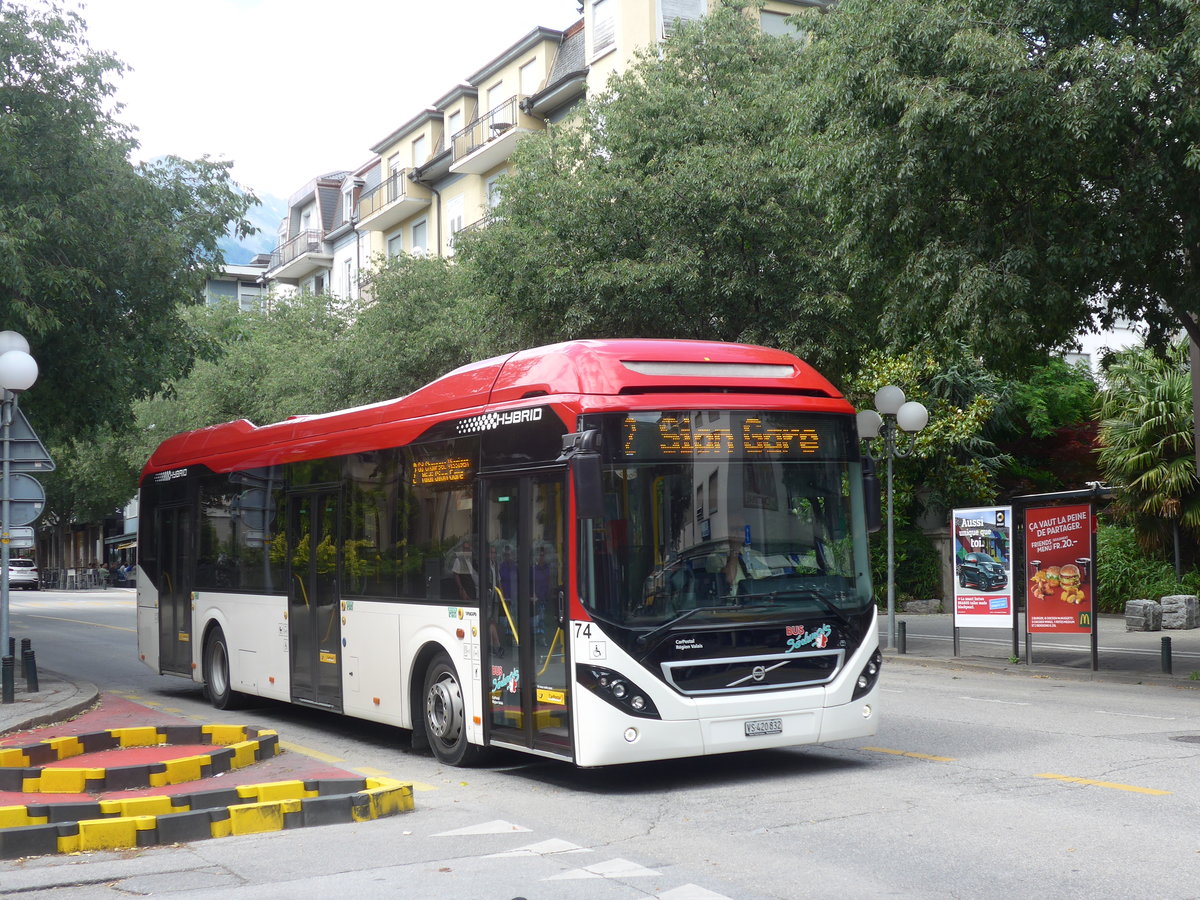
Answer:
261, 1, 823, 296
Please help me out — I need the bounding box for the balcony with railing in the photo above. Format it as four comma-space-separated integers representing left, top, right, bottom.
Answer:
450, 96, 541, 175
357, 168, 431, 233
267, 230, 333, 284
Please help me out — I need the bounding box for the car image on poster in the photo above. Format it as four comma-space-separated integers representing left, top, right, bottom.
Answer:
951, 507, 1014, 629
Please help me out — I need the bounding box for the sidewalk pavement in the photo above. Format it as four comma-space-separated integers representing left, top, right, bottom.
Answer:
0, 670, 99, 739
881, 612, 1200, 688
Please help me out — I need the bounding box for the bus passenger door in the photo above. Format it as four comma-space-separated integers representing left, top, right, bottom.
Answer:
286, 489, 343, 711
156, 504, 193, 676
484, 472, 572, 759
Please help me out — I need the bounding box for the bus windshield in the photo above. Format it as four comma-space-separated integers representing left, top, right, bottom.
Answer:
580, 410, 873, 629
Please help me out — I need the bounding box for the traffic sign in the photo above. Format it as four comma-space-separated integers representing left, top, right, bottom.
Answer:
4, 405, 55, 472
3, 473, 45, 526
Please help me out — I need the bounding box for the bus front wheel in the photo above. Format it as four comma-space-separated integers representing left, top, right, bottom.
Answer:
423, 654, 487, 766
203, 626, 245, 710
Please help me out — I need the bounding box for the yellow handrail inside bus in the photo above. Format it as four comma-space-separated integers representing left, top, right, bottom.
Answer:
536, 627, 564, 678
494, 585, 519, 647
293, 573, 310, 608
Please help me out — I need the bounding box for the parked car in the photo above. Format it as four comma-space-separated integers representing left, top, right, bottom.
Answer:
957, 552, 1007, 590
7, 558, 39, 590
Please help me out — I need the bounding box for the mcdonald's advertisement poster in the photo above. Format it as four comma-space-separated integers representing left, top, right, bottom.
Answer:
1025, 504, 1095, 634
951, 506, 1013, 629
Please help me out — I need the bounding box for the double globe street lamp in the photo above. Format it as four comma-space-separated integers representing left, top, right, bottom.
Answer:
0, 330, 39, 669
857, 386, 929, 651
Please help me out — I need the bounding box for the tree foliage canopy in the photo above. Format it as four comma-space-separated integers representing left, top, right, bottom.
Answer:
457, 0, 865, 378
331, 254, 483, 408
1, 1, 255, 444
802, 0, 1200, 366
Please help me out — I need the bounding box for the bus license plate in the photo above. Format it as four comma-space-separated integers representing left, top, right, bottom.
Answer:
745, 717, 783, 737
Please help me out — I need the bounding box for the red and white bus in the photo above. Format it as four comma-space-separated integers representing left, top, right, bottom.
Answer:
137, 339, 882, 766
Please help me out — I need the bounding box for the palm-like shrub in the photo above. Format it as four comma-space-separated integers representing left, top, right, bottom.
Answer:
1096, 341, 1200, 559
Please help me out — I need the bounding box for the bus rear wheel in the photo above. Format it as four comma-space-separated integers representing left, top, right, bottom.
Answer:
423, 654, 488, 767
203, 626, 246, 710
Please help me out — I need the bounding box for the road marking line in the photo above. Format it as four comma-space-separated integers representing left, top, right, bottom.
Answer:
18, 614, 135, 633
1035, 773, 1170, 795
278, 740, 344, 764
861, 746, 956, 762
1093, 710, 1176, 721
960, 696, 1029, 705
435, 820, 532, 836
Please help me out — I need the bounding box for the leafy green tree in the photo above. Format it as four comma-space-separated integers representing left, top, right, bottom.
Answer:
457, 0, 866, 379
40, 427, 138, 530
1096, 341, 1199, 560
993, 359, 1102, 496
132, 294, 353, 458
331, 254, 483, 407
851, 348, 1008, 602
0, 2, 255, 443
802, 0, 1200, 367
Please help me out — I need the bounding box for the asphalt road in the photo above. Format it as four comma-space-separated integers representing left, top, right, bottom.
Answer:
4, 589, 1199, 899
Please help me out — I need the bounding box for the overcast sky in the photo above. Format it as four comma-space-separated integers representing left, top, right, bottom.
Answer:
70, 0, 579, 199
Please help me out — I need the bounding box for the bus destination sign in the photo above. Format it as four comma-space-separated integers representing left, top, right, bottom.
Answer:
622, 414, 823, 459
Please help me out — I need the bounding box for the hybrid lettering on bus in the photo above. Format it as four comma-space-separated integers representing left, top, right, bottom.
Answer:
136, 339, 882, 767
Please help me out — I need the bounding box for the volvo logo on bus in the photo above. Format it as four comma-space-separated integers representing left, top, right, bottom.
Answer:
751, 665, 767, 682
457, 406, 544, 435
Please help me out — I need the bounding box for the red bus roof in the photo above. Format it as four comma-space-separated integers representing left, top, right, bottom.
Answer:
141, 339, 849, 480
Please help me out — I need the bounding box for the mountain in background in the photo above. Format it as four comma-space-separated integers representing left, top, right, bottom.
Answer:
218, 194, 287, 264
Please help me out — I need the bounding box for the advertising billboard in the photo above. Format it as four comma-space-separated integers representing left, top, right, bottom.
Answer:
951, 506, 1014, 628
1025, 504, 1095, 634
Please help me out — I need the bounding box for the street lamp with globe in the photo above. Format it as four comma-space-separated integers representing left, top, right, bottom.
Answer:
0, 330, 39, 678
857, 385, 929, 651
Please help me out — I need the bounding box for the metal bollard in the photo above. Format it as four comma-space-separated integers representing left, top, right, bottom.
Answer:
1, 656, 13, 704
898, 620, 907, 654
1161, 636, 1172, 675
22, 648, 38, 693
6, 637, 12, 658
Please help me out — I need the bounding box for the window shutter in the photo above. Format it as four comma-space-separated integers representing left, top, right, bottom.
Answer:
661, 0, 703, 38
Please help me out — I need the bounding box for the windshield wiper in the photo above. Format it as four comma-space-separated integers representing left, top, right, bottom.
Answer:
731, 585, 859, 635
635, 604, 734, 649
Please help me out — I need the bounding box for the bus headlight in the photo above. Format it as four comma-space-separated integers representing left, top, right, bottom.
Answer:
851, 649, 882, 700
577, 665, 661, 719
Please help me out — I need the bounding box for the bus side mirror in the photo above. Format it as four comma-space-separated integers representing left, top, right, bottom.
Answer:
862, 457, 882, 533
559, 429, 605, 520
573, 452, 604, 520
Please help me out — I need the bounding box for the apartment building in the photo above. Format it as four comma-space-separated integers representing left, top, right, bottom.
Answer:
262, 0, 824, 294
203, 257, 270, 311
